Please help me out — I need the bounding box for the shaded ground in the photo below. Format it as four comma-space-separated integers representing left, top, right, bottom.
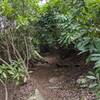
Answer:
0, 50, 96, 100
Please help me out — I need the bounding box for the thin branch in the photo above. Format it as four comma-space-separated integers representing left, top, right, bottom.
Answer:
0, 58, 10, 66
0, 79, 8, 100
24, 37, 29, 68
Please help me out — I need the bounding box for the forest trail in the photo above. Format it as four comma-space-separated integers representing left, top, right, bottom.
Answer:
0, 51, 96, 100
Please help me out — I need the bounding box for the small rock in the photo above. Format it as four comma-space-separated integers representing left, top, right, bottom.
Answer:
48, 86, 60, 89
33, 88, 45, 100
49, 77, 58, 84
76, 76, 88, 88
28, 96, 35, 100
80, 96, 87, 100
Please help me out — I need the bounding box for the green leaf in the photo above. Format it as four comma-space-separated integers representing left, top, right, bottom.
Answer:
8, 70, 14, 75
89, 83, 97, 88
3, 72, 7, 79
86, 76, 96, 80
0, 69, 2, 74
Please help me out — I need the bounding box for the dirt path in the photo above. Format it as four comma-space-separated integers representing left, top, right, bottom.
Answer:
30, 66, 95, 100
29, 52, 95, 100
0, 51, 96, 100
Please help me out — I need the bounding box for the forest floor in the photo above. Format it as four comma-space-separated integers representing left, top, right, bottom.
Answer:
0, 49, 96, 100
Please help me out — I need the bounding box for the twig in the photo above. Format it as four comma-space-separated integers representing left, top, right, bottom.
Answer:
0, 58, 10, 66
0, 79, 8, 100
24, 37, 29, 68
